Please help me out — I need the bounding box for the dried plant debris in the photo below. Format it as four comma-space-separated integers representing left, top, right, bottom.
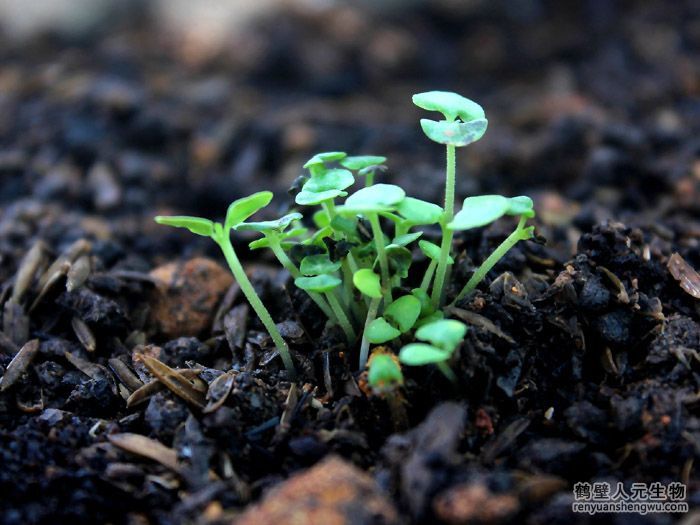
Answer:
108, 433, 182, 474
0, 339, 39, 391
668, 252, 700, 299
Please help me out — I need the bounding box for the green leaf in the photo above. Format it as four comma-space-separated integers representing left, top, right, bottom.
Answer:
384, 295, 421, 333
340, 155, 387, 171
391, 232, 423, 247
303, 168, 355, 192
341, 184, 405, 214
353, 269, 382, 299
412, 91, 485, 122
385, 245, 412, 278
367, 354, 403, 390
411, 288, 434, 316
396, 197, 443, 225
303, 151, 347, 169
415, 319, 467, 352
367, 317, 402, 344
235, 212, 302, 233
448, 195, 510, 231
154, 216, 214, 237
313, 209, 331, 228
418, 240, 453, 264
399, 343, 450, 366
419, 119, 488, 147
300, 254, 341, 276
507, 196, 535, 218
225, 191, 273, 230
294, 274, 341, 293
296, 189, 347, 206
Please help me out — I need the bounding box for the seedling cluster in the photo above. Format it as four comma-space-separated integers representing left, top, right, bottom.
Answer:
156, 91, 535, 385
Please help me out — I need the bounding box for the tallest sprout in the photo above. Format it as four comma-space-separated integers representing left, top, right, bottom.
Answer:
412, 91, 488, 307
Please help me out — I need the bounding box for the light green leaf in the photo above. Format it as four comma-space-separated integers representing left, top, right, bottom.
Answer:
384, 295, 421, 333
507, 196, 535, 218
154, 216, 214, 237
294, 274, 341, 293
296, 189, 347, 206
353, 269, 382, 299
414, 310, 445, 328
303, 151, 347, 168
415, 319, 467, 352
367, 317, 402, 344
412, 91, 485, 122
303, 168, 355, 193
342, 184, 405, 214
391, 232, 423, 247
399, 343, 450, 365
448, 195, 510, 231
235, 212, 302, 233
419, 119, 488, 147
418, 240, 453, 264
340, 155, 387, 171
225, 191, 273, 230
396, 197, 443, 225
300, 254, 342, 276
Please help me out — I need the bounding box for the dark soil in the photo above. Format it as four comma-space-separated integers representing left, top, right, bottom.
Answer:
1, 1, 699, 524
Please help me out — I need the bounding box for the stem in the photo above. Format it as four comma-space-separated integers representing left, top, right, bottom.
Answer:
326, 291, 356, 342
365, 172, 374, 187
431, 144, 456, 308
369, 214, 392, 305
436, 361, 457, 384
450, 216, 530, 305
323, 200, 337, 222
419, 259, 438, 293
217, 234, 296, 378
359, 296, 381, 370
267, 236, 336, 322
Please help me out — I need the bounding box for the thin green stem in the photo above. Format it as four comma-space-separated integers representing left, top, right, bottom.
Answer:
323, 200, 337, 222
267, 236, 336, 322
431, 144, 456, 308
419, 259, 438, 293
369, 213, 392, 305
450, 216, 531, 305
217, 233, 296, 378
365, 172, 374, 187
326, 291, 356, 342
359, 296, 381, 370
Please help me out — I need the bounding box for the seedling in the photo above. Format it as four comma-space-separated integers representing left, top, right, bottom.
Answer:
155, 192, 296, 378
399, 319, 468, 383
154, 91, 535, 385
412, 91, 488, 308
366, 349, 407, 430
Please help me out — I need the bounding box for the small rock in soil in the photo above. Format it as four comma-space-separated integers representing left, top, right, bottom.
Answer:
235, 456, 400, 525
433, 483, 519, 525
149, 257, 233, 338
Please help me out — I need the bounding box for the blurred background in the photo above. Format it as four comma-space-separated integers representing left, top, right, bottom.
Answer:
0, 0, 698, 260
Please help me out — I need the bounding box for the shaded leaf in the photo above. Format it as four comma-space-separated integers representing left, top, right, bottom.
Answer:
154, 216, 214, 237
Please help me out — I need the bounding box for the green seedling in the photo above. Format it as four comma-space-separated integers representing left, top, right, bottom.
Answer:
413, 91, 488, 308
339, 184, 406, 304
448, 195, 535, 304
366, 349, 408, 430
154, 91, 535, 385
399, 319, 467, 382
156, 192, 296, 378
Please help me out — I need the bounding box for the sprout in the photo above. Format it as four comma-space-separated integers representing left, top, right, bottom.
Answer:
366, 294, 421, 342
367, 351, 403, 393
156, 191, 296, 378
300, 254, 342, 276
339, 184, 406, 305
354, 268, 383, 369
449, 196, 536, 304
418, 240, 453, 294
399, 319, 467, 382
413, 91, 488, 308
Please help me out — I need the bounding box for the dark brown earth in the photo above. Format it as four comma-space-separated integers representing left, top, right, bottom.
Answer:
0, 1, 699, 524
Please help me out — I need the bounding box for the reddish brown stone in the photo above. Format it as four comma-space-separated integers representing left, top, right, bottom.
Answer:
235, 456, 400, 525
433, 483, 519, 525
149, 257, 233, 338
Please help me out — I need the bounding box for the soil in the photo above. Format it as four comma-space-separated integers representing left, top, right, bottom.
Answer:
1, 1, 699, 524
